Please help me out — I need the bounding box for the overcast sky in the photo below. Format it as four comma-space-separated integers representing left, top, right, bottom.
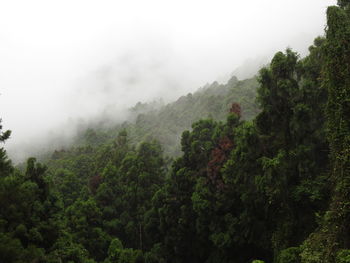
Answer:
0, 0, 336, 161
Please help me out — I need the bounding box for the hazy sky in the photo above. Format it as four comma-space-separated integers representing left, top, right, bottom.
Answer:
0, 0, 336, 161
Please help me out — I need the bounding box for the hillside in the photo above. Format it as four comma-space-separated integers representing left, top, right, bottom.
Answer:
71, 75, 259, 158
0, 2, 350, 263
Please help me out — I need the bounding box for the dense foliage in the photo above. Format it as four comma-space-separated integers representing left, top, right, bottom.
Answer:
68, 75, 259, 158
0, 2, 349, 262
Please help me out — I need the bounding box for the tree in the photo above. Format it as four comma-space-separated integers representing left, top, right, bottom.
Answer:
338, 0, 350, 8
0, 119, 12, 176
301, 4, 350, 262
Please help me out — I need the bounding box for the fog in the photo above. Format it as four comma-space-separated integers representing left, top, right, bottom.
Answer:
0, 0, 336, 162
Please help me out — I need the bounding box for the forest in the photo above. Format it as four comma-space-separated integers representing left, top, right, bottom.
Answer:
0, 1, 350, 262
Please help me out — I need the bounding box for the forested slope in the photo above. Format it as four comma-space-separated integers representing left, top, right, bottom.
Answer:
0, 2, 350, 263
69, 75, 259, 158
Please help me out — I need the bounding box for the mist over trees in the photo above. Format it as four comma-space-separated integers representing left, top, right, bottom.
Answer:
1, 1, 350, 263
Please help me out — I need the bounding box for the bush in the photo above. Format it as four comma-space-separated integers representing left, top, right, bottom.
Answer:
277, 247, 301, 263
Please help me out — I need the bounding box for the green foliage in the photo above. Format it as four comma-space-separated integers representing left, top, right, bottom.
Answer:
0, 119, 11, 142
300, 4, 350, 262
0, 152, 67, 262
336, 250, 350, 263
105, 238, 143, 263
57, 76, 258, 159
0, 46, 329, 263
277, 247, 301, 263
0, 119, 13, 176
1, 3, 349, 262
338, 0, 350, 8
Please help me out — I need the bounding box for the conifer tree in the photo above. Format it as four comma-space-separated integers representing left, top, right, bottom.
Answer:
301, 3, 350, 262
